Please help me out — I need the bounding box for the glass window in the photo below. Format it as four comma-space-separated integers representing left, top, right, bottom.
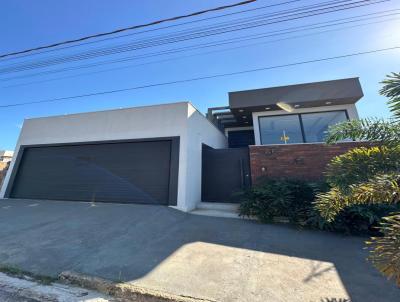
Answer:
259, 115, 303, 145
302, 111, 348, 143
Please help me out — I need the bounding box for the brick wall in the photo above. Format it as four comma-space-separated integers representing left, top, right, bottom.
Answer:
249, 142, 371, 183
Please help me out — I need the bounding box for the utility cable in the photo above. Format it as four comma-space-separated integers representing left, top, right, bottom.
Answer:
0, 0, 258, 59
2, 10, 397, 83
0, 46, 398, 108
0, 0, 377, 72
0, 0, 387, 74
0, 0, 304, 62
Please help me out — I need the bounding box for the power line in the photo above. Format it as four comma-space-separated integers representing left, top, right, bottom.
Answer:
5, 17, 399, 89
0, 0, 304, 62
0, 0, 377, 72
0, 0, 387, 74
137, 0, 357, 40
0, 0, 258, 59
0, 0, 352, 71
1, 46, 398, 108
4, 17, 397, 89
2, 10, 398, 84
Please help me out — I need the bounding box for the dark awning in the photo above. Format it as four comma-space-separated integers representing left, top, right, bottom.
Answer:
229, 77, 363, 114
208, 78, 363, 130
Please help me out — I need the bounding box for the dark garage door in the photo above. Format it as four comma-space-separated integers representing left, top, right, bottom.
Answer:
8, 140, 177, 205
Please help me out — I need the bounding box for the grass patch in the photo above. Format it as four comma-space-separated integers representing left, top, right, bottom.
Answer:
0, 264, 57, 285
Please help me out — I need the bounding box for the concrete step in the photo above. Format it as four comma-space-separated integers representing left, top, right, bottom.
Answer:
190, 202, 241, 219
190, 208, 241, 219
195, 202, 240, 211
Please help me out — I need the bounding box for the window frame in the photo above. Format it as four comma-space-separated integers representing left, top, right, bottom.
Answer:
258, 109, 349, 145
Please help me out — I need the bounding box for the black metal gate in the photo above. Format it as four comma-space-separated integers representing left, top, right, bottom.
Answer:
201, 145, 251, 203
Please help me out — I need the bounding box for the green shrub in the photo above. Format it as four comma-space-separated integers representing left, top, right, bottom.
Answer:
307, 204, 400, 235
317, 73, 400, 286
367, 214, 400, 287
238, 179, 324, 223
325, 146, 400, 192
238, 178, 399, 235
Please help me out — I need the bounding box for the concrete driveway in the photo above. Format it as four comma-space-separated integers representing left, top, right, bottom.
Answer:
0, 199, 398, 302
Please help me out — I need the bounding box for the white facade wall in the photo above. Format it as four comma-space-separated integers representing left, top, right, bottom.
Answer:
252, 104, 359, 145
0, 102, 227, 212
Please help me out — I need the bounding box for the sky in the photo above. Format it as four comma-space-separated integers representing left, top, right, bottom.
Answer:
1, 0, 399, 150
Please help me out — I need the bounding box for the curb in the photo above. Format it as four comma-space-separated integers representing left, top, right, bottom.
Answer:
59, 271, 218, 302
0, 271, 118, 302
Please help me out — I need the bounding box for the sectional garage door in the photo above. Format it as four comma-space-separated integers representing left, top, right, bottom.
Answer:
8, 140, 177, 205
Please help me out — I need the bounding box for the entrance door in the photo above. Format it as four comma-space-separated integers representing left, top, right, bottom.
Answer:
201, 145, 251, 202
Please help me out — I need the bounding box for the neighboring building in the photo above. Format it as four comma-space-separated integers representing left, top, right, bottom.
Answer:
0, 151, 12, 187
0, 150, 14, 163
0, 78, 363, 212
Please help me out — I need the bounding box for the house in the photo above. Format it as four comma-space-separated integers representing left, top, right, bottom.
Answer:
0, 77, 363, 212
0, 150, 14, 163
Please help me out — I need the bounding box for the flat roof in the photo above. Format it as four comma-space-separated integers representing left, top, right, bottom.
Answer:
24, 101, 190, 121
208, 77, 363, 130
229, 77, 363, 110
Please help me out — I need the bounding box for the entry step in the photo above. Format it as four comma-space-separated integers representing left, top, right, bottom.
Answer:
191, 202, 241, 219
196, 202, 240, 211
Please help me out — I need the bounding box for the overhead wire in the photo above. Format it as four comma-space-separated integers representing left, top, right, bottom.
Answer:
0, 46, 398, 108
0, 0, 304, 62
0, 0, 388, 74
0, 0, 379, 72
1, 9, 398, 84
0, 0, 258, 59
4, 17, 398, 89
1, 0, 359, 71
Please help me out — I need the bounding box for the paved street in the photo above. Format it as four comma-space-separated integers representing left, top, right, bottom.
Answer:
0, 199, 398, 302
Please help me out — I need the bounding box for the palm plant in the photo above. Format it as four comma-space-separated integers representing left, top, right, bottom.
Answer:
381, 72, 400, 121
315, 72, 400, 286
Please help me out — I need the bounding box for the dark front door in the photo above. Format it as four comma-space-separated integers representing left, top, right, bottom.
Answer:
202, 145, 251, 202
9, 140, 177, 205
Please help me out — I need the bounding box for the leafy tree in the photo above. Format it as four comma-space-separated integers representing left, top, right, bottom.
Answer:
315, 72, 400, 286
381, 72, 400, 120
367, 214, 400, 285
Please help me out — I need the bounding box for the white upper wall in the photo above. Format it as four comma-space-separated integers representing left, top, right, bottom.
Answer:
0, 102, 227, 211
252, 104, 358, 145
17, 102, 189, 145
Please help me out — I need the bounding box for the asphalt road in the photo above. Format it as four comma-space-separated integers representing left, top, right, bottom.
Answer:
0, 199, 398, 302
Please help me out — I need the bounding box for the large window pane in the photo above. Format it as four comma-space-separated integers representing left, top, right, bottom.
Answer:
302, 111, 348, 143
259, 115, 303, 145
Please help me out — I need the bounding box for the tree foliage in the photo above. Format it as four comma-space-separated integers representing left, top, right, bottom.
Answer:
325, 146, 400, 191
367, 214, 400, 287
315, 72, 400, 286
326, 118, 400, 147
380, 72, 400, 121
315, 173, 400, 222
